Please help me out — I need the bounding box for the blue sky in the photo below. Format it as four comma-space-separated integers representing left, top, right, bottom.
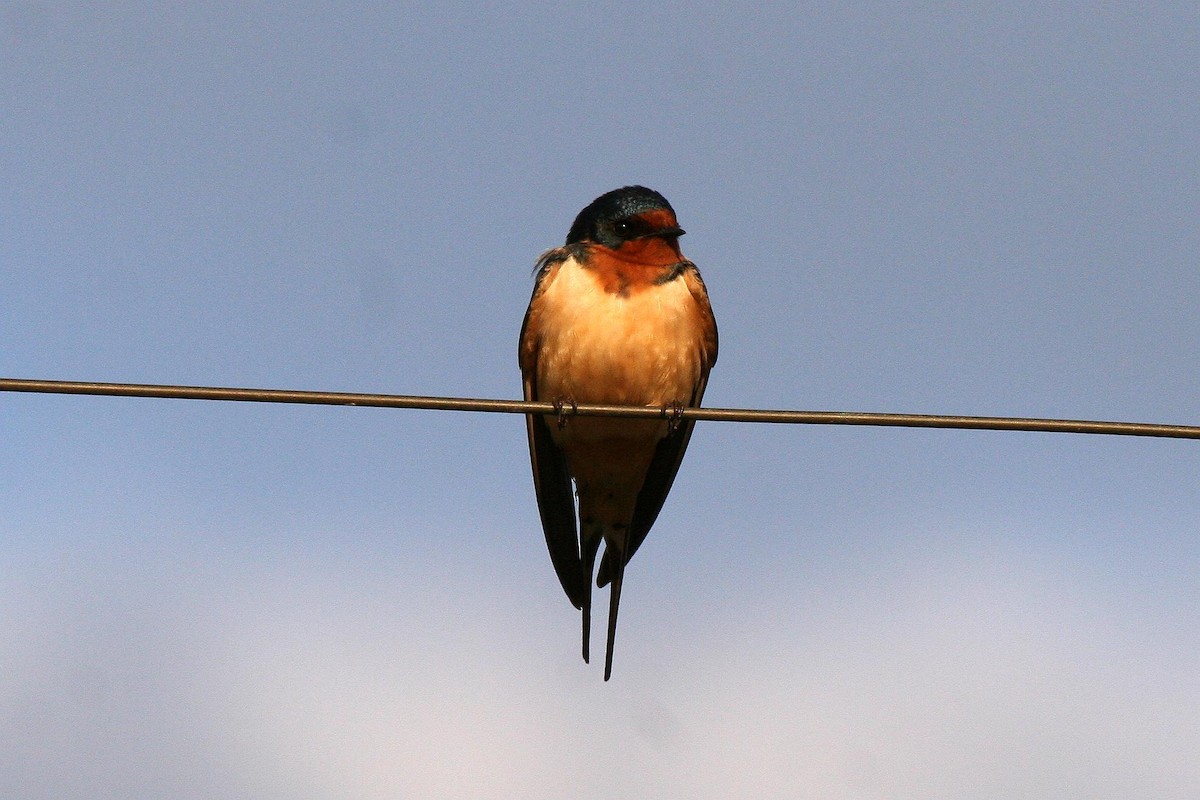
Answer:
3, 4, 1198, 798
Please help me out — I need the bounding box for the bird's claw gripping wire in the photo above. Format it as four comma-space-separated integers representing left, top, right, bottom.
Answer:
664, 402, 686, 433
553, 398, 577, 429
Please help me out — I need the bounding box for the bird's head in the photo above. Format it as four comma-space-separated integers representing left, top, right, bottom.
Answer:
566, 186, 685, 255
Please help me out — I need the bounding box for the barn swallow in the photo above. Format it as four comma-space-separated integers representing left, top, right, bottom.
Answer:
519, 186, 718, 680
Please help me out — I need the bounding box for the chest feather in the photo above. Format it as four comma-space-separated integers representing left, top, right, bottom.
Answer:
535, 260, 704, 406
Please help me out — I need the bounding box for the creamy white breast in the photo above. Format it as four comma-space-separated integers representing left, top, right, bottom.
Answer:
534, 257, 704, 407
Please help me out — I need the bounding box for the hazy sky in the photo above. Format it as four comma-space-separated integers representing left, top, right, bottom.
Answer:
3, 4, 1199, 798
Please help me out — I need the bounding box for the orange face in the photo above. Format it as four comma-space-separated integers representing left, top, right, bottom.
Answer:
609, 209, 684, 267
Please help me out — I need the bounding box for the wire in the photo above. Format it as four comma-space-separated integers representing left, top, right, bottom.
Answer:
3, 377, 1198, 440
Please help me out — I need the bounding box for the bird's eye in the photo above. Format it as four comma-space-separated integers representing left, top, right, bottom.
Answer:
614, 220, 632, 236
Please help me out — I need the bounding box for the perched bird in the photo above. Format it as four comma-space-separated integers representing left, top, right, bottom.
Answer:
519, 186, 718, 679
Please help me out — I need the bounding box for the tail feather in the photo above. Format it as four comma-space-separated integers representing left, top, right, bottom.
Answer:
603, 543, 627, 681
579, 531, 602, 663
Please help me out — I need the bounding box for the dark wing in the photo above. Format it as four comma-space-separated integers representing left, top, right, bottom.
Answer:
597, 263, 718, 586
519, 251, 586, 609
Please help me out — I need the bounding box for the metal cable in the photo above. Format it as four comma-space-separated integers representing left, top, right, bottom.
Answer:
4, 377, 1198, 440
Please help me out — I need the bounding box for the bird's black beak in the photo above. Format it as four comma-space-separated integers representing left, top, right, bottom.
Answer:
636, 226, 685, 240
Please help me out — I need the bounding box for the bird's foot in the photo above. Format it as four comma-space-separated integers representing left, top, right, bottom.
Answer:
553, 398, 577, 429
664, 401, 686, 433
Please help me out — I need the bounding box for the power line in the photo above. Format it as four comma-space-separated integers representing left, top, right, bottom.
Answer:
4, 377, 1198, 441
